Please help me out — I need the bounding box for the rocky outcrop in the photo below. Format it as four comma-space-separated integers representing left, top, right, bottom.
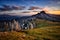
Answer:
0, 19, 35, 31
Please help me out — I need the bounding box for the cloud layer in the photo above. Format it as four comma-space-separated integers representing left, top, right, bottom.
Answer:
0, 5, 25, 11
28, 6, 41, 10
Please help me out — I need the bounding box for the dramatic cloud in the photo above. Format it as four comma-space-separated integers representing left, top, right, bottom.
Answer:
0, 10, 38, 16
21, 11, 30, 13
12, 5, 25, 10
0, 5, 26, 11
42, 6, 60, 15
28, 6, 42, 10
0, 5, 12, 11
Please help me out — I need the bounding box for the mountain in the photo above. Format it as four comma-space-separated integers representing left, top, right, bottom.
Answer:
33, 11, 60, 22
0, 14, 32, 21
0, 11, 60, 22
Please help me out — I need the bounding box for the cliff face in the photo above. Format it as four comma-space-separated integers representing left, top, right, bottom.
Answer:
0, 19, 35, 32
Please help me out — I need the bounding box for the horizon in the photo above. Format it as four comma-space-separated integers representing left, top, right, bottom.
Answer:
0, 0, 60, 16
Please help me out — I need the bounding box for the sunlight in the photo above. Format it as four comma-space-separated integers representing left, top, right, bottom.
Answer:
47, 11, 60, 15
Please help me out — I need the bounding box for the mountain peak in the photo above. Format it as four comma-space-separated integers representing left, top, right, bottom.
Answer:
40, 11, 46, 13
37, 11, 46, 14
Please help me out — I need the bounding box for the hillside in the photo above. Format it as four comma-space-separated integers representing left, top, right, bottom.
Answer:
0, 19, 60, 40
33, 11, 60, 22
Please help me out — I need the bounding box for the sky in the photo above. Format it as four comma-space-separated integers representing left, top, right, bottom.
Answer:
0, 0, 60, 16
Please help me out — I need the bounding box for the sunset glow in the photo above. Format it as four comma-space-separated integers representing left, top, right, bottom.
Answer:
47, 11, 60, 15
0, 0, 60, 15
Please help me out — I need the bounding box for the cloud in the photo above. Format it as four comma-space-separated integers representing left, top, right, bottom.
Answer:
40, 6, 60, 12
12, 5, 25, 10
21, 11, 30, 13
48, 0, 60, 8
0, 10, 38, 16
41, 6, 51, 12
28, 6, 53, 12
0, 5, 12, 11
42, 6, 60, 15
28, 6, 42, 10
0, 5, 26, 11
56, 1, 60, 4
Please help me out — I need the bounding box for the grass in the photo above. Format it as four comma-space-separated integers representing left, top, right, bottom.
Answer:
0, 19, 60, 40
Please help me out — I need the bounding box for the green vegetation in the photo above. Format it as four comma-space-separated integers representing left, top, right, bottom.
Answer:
0, 19, 60, 40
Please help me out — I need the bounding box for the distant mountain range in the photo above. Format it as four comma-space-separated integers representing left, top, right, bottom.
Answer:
0, 11, 60, 22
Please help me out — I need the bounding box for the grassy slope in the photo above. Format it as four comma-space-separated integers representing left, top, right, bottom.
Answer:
0, 19, 60, 40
